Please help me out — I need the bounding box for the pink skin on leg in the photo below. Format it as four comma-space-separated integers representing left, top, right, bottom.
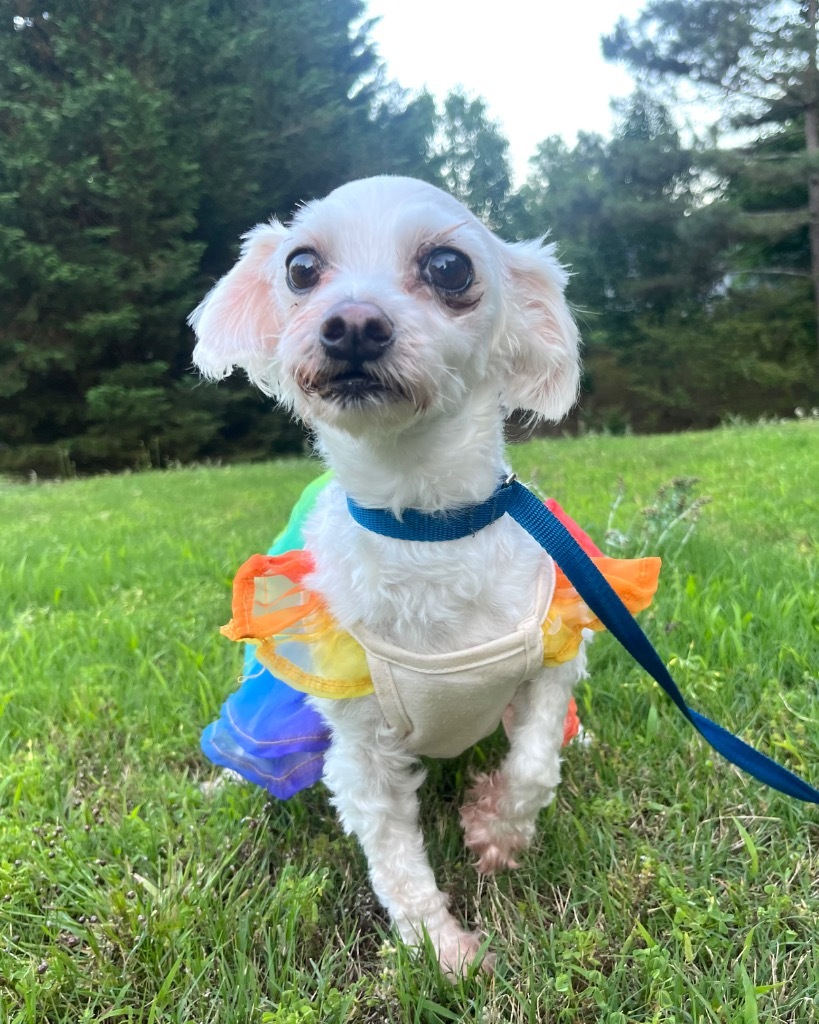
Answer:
461, 657, 585, 874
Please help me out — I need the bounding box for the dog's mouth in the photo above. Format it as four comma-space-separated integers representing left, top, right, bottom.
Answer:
312, 369, 402, 405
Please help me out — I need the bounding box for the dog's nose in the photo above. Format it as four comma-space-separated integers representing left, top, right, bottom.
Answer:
319, 301, 395, 363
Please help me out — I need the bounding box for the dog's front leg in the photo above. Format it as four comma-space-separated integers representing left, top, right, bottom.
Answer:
460, 651, 586, 874
316, 696, 491, 976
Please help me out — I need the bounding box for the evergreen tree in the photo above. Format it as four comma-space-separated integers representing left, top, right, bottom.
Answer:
0, 0, 436, 474
434, 91, 513, 233
707, 123, 811, 277
517, 95, 704, 340
513, 93, 811, 430
603, 0, 819, 364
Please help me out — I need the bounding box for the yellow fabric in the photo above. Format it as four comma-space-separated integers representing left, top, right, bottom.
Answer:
222, 552, 661, 700
255, 608, 373, 699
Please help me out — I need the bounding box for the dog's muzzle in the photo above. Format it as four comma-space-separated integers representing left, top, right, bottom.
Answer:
315, 300, 397, 403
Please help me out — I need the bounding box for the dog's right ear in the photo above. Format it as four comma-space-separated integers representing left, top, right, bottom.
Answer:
189, 220, 289, 390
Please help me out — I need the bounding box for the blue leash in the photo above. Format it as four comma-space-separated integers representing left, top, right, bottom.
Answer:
348, 478, 819, 804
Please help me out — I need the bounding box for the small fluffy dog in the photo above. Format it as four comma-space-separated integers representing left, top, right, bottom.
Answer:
191, 176, 584, 974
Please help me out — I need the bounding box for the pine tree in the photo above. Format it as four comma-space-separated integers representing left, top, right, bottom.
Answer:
434, 91, 513, 233
511, 94, 812, 430
0, 0, 436, 474
604, 0, 819, 365
517, 95, 703, 338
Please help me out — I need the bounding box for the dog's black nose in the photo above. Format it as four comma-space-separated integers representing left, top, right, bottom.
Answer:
319, 301, 395, 363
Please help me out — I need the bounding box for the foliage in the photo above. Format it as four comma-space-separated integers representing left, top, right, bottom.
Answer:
2, 0, 819, 470
603, 0, 819, 362
708, 122, 812, 279
0, 0, 435, 475
602, 0, 815, 130
434, 90, 513, 233
1, 423, 817, 1019
511, 86, 817, 433
518, 94, 707, 323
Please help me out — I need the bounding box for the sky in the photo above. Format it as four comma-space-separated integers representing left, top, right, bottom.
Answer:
365, 0, 648, 183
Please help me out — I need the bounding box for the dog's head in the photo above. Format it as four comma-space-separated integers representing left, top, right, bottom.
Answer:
190, 176, 580, 435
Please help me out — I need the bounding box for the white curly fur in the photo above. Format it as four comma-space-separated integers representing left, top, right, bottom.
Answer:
191, 176, 585, 976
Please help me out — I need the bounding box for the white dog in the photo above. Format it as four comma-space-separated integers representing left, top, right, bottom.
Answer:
190, 176, 585, 975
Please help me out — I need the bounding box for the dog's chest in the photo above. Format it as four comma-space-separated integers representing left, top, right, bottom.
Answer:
304, 486, 547, 655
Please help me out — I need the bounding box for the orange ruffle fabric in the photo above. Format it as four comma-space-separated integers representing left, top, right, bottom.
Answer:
221, 550, 372, 699
542, 556, 661, 666
221, 550, 661, 704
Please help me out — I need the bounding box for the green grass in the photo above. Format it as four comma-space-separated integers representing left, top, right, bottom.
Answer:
1, 421, 817, 1023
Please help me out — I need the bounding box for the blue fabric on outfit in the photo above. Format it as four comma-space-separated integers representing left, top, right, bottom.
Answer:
200, 475, 333, 799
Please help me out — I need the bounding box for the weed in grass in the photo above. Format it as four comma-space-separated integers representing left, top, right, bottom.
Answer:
604, 476, 712, 561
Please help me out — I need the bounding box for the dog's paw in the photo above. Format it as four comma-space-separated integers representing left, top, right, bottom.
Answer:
435, 926, 495, 978
460, 771, 532, 874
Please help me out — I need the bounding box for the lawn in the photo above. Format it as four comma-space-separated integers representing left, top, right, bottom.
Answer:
0, 421, 817, 1023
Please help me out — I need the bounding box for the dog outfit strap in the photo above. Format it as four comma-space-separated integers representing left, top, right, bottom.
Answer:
504, 480, 819, 805
348, 626, 415, 739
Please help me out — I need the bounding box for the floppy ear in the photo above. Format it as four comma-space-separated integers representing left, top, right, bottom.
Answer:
496, 239, 580, 422
189, 220, 289, 392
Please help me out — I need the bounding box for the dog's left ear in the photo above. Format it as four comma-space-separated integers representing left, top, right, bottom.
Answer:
495, 239, 580, 422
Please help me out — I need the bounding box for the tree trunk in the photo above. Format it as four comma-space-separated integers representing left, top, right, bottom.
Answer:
804, 0, 819, 366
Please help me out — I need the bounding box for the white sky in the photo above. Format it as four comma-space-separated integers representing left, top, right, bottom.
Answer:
365, 0, 648, 183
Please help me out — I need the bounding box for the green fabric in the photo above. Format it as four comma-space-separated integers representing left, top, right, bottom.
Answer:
270, 471, 334, 555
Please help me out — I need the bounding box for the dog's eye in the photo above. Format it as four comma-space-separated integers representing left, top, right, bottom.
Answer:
421, 248, 473, 294
286, 249, 321, 292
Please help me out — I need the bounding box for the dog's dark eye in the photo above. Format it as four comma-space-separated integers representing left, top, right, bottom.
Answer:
421, 248, 473, 294
286, 248, 321, 292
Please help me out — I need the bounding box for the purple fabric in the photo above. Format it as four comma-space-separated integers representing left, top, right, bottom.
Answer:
201, 651, 331, 799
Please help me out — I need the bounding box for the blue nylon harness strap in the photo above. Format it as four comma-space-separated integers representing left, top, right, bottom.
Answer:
347, 478, 819, 805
